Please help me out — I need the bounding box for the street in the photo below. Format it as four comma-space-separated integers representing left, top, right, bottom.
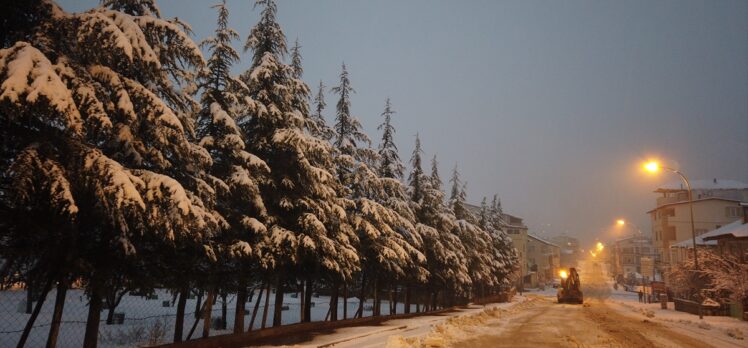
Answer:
450, 268, 718, 348
452, 296, 713, 348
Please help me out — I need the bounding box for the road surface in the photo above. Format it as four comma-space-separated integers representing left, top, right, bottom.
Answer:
452, 296, 714, 348
451, 267, 717, 348
258, 261, 743, 348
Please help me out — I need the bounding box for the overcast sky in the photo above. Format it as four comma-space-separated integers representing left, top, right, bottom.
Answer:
59, 0, 748, 247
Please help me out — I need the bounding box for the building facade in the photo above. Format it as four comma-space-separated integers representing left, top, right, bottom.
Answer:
502, 213, 529, 286
611, 235, 655, 280
702, 203, 748, 263
550, 235, 581, 269
648, 179, 747, 273
526, 234, 561, 285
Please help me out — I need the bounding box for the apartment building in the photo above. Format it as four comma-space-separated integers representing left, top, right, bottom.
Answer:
648, 179, 747, 272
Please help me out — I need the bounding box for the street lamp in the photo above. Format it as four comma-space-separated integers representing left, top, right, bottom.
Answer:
643, 161, 699, 269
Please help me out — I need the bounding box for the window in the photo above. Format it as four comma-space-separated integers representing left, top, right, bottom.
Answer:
726, 206, 742, 218
528, 245, 535, 252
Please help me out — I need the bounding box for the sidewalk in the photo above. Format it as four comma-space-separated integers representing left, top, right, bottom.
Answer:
254, 295, 530, 348
606, 286, 746, 347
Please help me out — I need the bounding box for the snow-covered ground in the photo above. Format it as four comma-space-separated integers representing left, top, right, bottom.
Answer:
606, 286, 747, 345
0, 288, 415, 348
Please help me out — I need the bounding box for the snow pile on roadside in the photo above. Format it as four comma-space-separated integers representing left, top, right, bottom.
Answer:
384, 295, 538, 348
609, 288, 746, 344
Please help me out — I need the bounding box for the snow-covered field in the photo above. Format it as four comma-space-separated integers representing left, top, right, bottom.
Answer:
0, 288, 415, 348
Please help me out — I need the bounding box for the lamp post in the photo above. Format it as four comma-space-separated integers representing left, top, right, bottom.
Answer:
643, 161, 698, 269
644, 161, 703, 318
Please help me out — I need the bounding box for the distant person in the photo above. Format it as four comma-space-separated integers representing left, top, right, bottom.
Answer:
638, 290, 644, 303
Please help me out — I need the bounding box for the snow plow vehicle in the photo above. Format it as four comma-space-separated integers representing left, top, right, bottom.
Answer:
557, 268, 583, 304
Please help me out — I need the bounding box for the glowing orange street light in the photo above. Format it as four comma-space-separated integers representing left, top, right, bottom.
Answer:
644, 161, 659, 173
616, 219, 625, 226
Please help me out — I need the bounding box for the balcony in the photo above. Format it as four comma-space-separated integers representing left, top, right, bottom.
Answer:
656, 196, 683, 207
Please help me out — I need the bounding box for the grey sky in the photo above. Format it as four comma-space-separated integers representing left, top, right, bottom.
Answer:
59, 0, 748, 247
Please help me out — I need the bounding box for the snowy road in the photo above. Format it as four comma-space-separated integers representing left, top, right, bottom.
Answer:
452, 295, 715, 348
253, 264, 745, 348
378, 266, 745, 348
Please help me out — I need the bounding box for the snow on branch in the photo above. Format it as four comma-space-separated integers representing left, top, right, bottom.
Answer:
0, 42, 83, 135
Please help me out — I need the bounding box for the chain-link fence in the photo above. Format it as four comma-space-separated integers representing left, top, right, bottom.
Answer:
1, 285, 414, 347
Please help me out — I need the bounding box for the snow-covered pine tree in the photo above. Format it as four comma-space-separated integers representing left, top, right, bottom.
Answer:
446, 173, 494, 298
287, 37, 320, 140
408, 134, 426, 206
327, 67, 422, 318
310, 80, 335, 141
194, 0, 268, 335
407, 145, 470, 309
239, 0, 358, 327
347, 161, 427, 317
290, 38, 303, 78
489, 195, 519, 288
377, 98, 404, 180
331, 63, 373, 175
479, 196, 489, 228
101, 0, 160, 16
0, 2, 222, 346
448, 165, 469, 220
373, 102, 427, 313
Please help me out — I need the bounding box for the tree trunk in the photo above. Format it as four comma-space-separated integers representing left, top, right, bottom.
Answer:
173, 286, 188, 342
343, 283, 348, 320
329, 281, 339, 321
194, 290, 203, 319
25, 280, 33, 314
372, 278, 380, 317
272, 277, 283, 327
16, 277, 52, 348
82, 283, 104, 348
249, 285, 264, 331
186, 297, 208, 340
234, 280, 247, 334
430, 291, 437, 312
105, 305, 115, 325
202, 289, 215, 338
356, 273, 366, 318
391, 284, 397, 315
404, 286, 411, 314
261, 283, 270, 329
303, 278, 313, 322
46, 278, 68, 348
220, 292, 228, 330
299, 281, 304, 323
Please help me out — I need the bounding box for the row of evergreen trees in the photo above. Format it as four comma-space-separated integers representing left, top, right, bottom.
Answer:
0, 0, 518, 347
